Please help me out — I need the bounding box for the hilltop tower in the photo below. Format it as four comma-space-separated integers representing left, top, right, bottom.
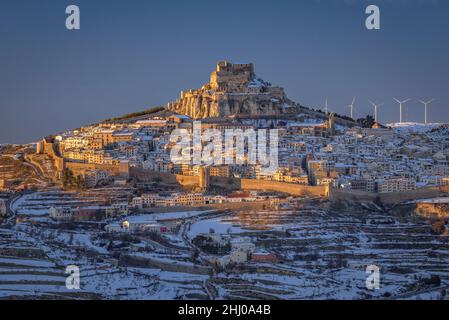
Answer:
327, 112, 335, 136
210, 61, 255, 92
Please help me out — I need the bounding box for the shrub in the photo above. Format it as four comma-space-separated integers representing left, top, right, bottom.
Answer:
431, 220, 446, 235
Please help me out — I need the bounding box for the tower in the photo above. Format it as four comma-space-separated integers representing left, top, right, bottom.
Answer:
36, 140, 44, 154
199, 166, 210, 191
327, 112, 335, 136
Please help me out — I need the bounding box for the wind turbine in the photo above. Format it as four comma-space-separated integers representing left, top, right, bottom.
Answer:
393, 98, 411, 123
418, 98, 435, 125
369, 100, 383, 124
346, 96, 356, 119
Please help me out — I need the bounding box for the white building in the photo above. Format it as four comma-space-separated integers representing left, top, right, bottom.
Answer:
83, 170, 109, 188
61, 136, 89, 150
376, 178, 416, 193
105, 222, 126, 233
104, 203, 129, 218
133, 193, 205, 209
231, 237, 256, 255
49, 206, 73, 221
229, 250, 249, 264
105, 219, 177, 234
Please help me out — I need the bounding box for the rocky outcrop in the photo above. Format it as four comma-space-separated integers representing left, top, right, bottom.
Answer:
415, 202, 449, 219
167, 61, 299, 119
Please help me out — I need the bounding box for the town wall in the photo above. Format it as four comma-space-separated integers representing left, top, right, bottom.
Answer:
65, 161, 130, 177
240, 179, 327, 197
130, 168, 327, 197
129, 168, 199, 187
38, 139, 65, 171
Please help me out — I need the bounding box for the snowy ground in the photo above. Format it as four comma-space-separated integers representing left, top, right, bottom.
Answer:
387, 122, 442, 134
186, 208, 449, 300
10, 189, 133, 217
409, 197, 449, 204
1, 200, 449, 300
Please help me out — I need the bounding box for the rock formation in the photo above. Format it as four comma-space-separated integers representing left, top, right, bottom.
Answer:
167, 61, 299, 119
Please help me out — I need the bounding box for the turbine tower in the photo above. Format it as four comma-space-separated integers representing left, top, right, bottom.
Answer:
393, 98, 411, 123
418, 99, 435, 125
369, 100, 383, 124
346, 96, 356, 119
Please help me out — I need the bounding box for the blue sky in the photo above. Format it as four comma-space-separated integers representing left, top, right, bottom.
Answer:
1, 0, 448, 143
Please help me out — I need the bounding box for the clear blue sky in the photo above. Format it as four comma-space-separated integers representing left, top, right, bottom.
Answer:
1, 0, 448, 143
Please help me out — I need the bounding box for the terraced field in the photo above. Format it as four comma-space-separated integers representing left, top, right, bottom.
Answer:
0, 224, 210, 300
1, 201, 449, 300
0, 228, 99, 299
192, 208, 449, 300
11, 189, 133, 217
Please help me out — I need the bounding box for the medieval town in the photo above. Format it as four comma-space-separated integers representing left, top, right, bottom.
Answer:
1, 61, 449, 300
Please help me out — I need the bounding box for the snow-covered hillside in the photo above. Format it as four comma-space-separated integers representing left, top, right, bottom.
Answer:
387, 122, 444, 134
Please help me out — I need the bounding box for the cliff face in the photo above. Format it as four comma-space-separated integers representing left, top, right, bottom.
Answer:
167, 61, 299, 119
415, 202, 449, 219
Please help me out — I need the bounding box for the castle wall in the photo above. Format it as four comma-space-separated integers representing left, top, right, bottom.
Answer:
38, 138, 130, 178
65, 161, 129, 177
130, 168, 326, 196
130, 168, 199, 187
240, 179, 327, 197
40, 139, 65, 171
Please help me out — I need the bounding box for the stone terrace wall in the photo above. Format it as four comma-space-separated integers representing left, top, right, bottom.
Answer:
119, 254, 213, 275
330, 186, 449, 205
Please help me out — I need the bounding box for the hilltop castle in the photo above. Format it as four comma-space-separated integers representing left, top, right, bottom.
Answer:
167, 61, 299, 119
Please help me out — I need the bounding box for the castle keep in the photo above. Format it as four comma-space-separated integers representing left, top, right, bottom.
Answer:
210, 61, 255, 92
167, 61, 299, 119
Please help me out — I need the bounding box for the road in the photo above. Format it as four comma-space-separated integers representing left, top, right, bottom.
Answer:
23, 160, 45, 180
6, 192, 22, 224
6, 191, 35, 224
203, 279, 217, 300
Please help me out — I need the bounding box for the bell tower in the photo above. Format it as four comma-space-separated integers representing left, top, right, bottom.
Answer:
328, 112, 335, 136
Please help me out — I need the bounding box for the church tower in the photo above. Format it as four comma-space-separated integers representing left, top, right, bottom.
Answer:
199, 166, 210, 191
327, 112, 335, 136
